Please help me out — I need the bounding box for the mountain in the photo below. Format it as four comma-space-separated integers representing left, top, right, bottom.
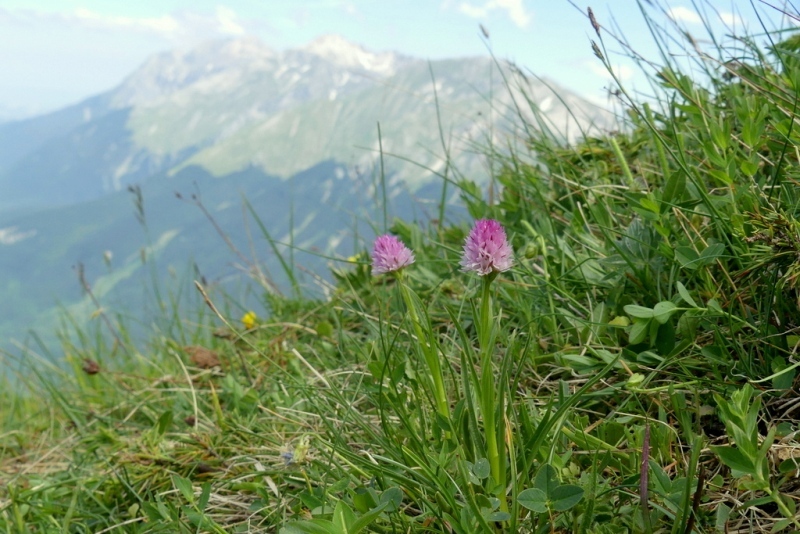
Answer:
0, 36, 612, 210
0, 36, 614, 356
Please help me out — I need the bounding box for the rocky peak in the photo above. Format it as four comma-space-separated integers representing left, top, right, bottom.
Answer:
110, 37, 275, 107
301, 34, 401, 75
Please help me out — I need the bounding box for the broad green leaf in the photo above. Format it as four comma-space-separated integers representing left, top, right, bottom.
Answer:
472, 458, 491, 480
655, 321, 676, 355
651, 463, 672, 495
280, 521, 341, 534
297, 491, 324, 510
198, 482, 211, 510
706, 298, 723, 314
676, 282, 697, 307
156, 410, 173, 437
351, 501, 390, 534
533, 464, 560, 495
624, 305, 654, 319
379, 487, 403, 512
332, 501, 355, 533
700, 243, 725, 261
714, 504, 731, 532
648, 319, 660, 345
771, 358, 795, 391
757, 426, 777, 462
640, 197, 660, 214
550, 485, 584, 511
740, 159, 759, 177
352, 488, 378, 513
559, 353, 599, 370
710, 446, 755, 475
674, 246, 700, 270
653, 301, 678, 324
780, 459, 799, 475
517, 488, 548, 513
709, 169, 732, 185
629, 319, 650, 345
662, 170, 686, 208
172, 475, 194, 503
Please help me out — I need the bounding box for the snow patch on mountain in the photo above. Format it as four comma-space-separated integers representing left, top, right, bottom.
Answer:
0, 226, 36, 245
303, 35, 400, 75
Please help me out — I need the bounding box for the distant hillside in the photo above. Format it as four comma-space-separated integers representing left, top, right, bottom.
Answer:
0, 36, 613, 211
0, 36, 614, 357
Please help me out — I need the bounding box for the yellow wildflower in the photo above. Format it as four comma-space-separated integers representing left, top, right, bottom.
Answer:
242, 311, 258, 330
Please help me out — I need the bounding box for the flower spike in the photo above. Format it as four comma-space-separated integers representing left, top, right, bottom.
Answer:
371, 234, 415, 275
460, 219, 513, 276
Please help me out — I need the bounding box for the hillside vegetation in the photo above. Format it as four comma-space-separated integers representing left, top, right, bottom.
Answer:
4, 4, 800, 533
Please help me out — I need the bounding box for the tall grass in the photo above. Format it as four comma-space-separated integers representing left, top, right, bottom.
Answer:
4, 2, 800, 532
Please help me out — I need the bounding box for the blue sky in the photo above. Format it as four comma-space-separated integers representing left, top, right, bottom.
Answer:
0, 1, 790, 116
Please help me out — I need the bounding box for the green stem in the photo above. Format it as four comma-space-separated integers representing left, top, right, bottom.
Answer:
399, 278, 450, 421
765, 486, 800, 529
478, 274, 505, 510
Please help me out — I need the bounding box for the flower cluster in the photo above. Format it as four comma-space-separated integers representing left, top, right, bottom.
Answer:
370, 219, 512, 277
371, 234, 415, 275
459, 219, 513, 275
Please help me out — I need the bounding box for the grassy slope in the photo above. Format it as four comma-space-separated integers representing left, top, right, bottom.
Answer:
4, 6, 800, 534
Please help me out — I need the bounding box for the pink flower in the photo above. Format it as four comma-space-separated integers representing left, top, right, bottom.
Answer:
460, 219, 513, 275
371, 234, 415, 275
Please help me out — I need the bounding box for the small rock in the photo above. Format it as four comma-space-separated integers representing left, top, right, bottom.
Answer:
82, 359, 100, 375
184, 346, 221, 369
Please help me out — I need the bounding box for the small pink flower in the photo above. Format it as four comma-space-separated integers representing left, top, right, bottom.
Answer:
460, 219, 513, 275
371, 234, 415, 275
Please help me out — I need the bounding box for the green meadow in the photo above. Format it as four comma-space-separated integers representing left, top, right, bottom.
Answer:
4, 5, 800, 533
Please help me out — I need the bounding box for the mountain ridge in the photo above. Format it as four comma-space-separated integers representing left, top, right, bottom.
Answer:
0, 35, 614, 210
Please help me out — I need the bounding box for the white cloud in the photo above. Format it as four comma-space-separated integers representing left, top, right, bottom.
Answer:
0, 6, 250, 42
720, 11, 745, 27
214, 6, 246, 35
73, 8, 181, 36
459, 3, 489, 19
495, 0, 530, 28
667, 6, 702, 25
457, 0, 531, 29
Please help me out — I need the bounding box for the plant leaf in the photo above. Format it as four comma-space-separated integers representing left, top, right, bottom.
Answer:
674, 246, 700, 270
172, 475, 194, 503
517, 488, 548, 513
652, 301, 678, 324
676, 282, 697, 307
624, 305, 654, 319
379, 487, 403, 512
550, 485, 584, 511
533, 464, 560, 495
332, 501, 355, 533
710, 446, 755, 475
350, 501, 390, 534
629, 319, 650, 344
472, 458, 491, 480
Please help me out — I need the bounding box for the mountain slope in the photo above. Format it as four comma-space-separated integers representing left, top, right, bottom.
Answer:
0, 36, 613, 211
0, 160, 440, 350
